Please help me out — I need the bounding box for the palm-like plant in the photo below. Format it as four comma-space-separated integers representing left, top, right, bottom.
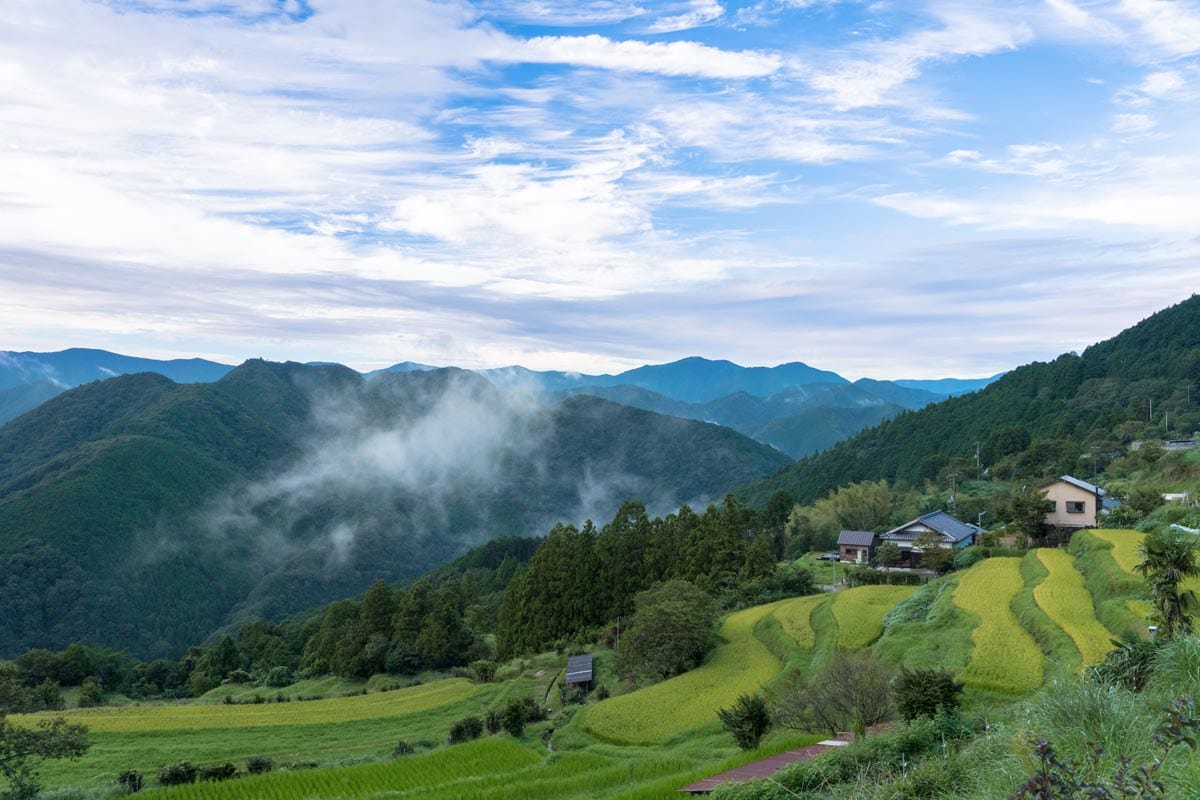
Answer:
1135, 530, 1199, 640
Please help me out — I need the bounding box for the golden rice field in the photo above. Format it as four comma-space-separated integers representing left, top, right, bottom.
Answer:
1033, 548, 1115, 667
582, 599, 790, 745
831, 585, 917, 651
1089, 528, 1200, 601
9, 678, 478, 733
771, 593, 829, 650
953, 557, 1044, 693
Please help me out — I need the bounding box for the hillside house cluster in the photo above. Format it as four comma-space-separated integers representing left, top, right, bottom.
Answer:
838, 510, 983, 569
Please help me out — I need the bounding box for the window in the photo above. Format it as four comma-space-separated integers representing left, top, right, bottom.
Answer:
1066, 501, 1085, 514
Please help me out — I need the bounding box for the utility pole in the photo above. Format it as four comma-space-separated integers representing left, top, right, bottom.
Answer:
975, 442, 981, 479
948, 473, 958, 511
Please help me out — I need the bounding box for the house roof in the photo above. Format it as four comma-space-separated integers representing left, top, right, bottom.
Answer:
883, 510, 980, 544
1045, 475, 1108, 497
565, 654, 593, 685
837, 530, 877, 547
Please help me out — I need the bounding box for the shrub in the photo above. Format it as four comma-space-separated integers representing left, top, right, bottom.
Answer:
392, 740, 414, 756
893, 666, 964, 721
485, 709, 502, 734
470, 660, 497, 683
448, 715, 484, 744
77, 677, 103, 708
501, 699, 527, 737
156, 762, 198, 786
595, 684, 610, 701
265, 666, 293, 687
198, 763, 237, 782
245, 756, 273, 775
717, 692, 772, 750
116, 769, 143, 793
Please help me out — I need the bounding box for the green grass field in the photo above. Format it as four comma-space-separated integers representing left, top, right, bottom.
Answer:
1033, 548, 1115, 668
582, 599, 790, 745
830, 585, 917, 651
953, 558, 1044, 693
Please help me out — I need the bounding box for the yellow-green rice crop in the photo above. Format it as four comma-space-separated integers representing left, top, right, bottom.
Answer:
1089, 529, 1200, 606
11, 678, 477, 733
1127, 599, 1153, 621
953, 557, 1044, 693
583, 599, 790, 745
137, 737, 539, 800
831, 585, 917, 651
772, 593, 829, 649
1033, 548, 1115, 667
1088, 529, 1143, 575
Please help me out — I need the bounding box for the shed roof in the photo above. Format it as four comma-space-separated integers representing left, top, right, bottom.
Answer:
837, 530, 877, 547
565, 654, 593, 685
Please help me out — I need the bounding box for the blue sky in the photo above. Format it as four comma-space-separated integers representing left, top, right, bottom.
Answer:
1, 0, 1198, 379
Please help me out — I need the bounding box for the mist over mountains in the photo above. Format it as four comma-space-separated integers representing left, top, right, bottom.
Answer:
0, 360, 789, 658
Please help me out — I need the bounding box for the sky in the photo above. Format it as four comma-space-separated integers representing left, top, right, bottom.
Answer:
1, 0, 1198, 380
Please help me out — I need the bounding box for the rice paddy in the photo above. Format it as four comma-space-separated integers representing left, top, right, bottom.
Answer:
9, 678, 479, 733
953, 557, 1044, 693
831, 585, 917, 651
771, 593, 829, 650
1033, 548, 1115, 667
583, 599, 790, 745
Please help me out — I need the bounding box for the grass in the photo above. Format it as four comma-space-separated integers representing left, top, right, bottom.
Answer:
953, 557, 1044, 693
771, 593, 829, 650
582, 599, 790, 745
1033, 548, 1116, 668
1068, 531, 1147, 638
830, 585, 917, 651
1087, 529, 1144, 575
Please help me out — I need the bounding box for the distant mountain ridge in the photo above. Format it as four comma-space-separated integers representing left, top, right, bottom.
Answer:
736, 294, 1200, 507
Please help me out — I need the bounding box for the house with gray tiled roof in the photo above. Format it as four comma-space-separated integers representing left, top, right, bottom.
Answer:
837, 530, 878, 564
1042, 475, 1108, 530
880, 511, 982, 569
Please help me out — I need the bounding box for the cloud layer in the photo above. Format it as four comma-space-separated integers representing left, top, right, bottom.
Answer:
1, 0, 1198, 378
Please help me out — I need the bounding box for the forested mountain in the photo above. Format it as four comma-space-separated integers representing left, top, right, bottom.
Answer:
738, 295, 1200, 506
0, 362, 789, 660
0, 348, 233, 424
544, 379, 936, 458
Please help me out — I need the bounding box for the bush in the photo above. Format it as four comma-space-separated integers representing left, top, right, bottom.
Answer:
893, 666, 964, 721
501, 699, 527, 737
245, 756, 273, 775
264, 666, 293, 687
470, 660, 497, 683
485, 709, 502, 734
77, 677, 103, 708
198, 763, 237, 782
717, 692, 772, 750
156, 762, 198, 786
595, 684, 610, 701
448, 715, 484, 744
116, 769, 143, 793
392, 740, 414, 756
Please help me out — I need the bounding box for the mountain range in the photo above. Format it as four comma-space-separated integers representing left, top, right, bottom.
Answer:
0, 361, 790, 659
0, 350, 1001, 458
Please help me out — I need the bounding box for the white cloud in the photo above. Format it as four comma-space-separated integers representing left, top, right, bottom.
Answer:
514, 34, 780, 77
1111, 112, 1156, 133
647, 0, 725, 33
804, 8, 1033, 108
1117, 0, 1200, 58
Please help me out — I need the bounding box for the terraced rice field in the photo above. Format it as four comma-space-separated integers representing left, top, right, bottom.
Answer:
831, 585, 917, 651
953, 558, 1044, 693
1089, 529, 1200, 601
583, 599, 790, 745
138, 738, 540, 800
1033, 548, 1115, 667
772, 593, 829, 650
11, 679, 479, 733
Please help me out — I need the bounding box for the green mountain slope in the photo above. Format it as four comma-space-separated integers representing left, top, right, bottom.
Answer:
738, 294, 1200, 506
0, 363, 790, 659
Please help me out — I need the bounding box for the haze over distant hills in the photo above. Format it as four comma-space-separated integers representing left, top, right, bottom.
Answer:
0, 350, 1002, 457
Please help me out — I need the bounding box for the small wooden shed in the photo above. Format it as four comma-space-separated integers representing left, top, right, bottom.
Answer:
565, 654, 594, 691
